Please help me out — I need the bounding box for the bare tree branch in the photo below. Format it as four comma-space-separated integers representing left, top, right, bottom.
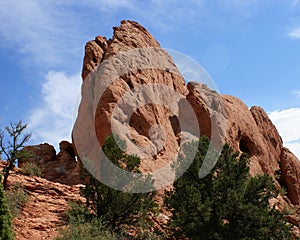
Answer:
0, 121, 31, 190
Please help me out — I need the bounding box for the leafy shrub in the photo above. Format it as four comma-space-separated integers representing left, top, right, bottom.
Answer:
21, 162, 42, 177
0, 175, 14, 240
57, 217, 117, 240
81, 135, 158, 230
63, 201, 93, 224
59, 201, 165, 240
166, 136, 292, 240
131, 230, 167, 240
57, 201, 117, 240
6, 182, 29, 218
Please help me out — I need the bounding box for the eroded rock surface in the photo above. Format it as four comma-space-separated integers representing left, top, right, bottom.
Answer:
19, 142, 81, 185
75, 20, 300, 234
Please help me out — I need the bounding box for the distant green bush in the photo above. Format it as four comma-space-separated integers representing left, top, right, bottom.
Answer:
6, 182, 29, 218
0, 175, 14, 240
21, 162, 42, 177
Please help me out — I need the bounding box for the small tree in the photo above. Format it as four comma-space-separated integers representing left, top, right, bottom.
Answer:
0, 121, 31, 190
0, 175, 14, 240
81, 135, 158, 230
166, 136, 292, 240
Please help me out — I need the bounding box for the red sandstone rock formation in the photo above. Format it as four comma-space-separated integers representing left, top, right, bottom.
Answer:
19, 141, 81, 185
74, 20, 300, 233
0, 20, 298, 240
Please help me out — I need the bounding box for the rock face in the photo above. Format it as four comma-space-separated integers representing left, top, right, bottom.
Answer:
6, 169, 84, 240
75, 20, 189, 174
20, 143, 56, 164
281, 148, 300, 205
75, 20, 300, 233
19, 142, 81, 185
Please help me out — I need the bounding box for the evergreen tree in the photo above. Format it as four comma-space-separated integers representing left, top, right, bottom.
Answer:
0, 175, 14, 240
166, 136, 291, 240
81, 135, 157, 229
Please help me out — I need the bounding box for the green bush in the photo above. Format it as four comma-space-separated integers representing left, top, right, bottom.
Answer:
131, 230, 167, 240
166, 136, 292, 240
58, 201, 165, 240
21, 162, 42, 177
63, 201, 93, 224
6, 182, 29, 218
0, 175, 14, 240
57, 201, 117, 240
57, 217, 117, 240
81, 135, 158, 230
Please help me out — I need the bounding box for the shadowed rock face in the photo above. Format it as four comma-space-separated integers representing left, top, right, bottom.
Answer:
76, 20, 300, 205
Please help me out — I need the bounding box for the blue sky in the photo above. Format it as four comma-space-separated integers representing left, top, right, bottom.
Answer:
0, 0, 299, 158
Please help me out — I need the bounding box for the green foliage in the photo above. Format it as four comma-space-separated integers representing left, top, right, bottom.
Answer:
81, 135, 158, 230
0, 121, 31, 189
63, 201, 94, 224
6, 182, 29, 218
130, 229, 167, 240
57, 219, 115, 240
0, 175, 14, 240
166, 136, 292, 240
58, 201, 165, 240
21, 162, 43, 177
57, 201, 117, 240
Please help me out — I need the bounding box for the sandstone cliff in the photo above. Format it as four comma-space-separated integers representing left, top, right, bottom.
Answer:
74, 19, 300, 232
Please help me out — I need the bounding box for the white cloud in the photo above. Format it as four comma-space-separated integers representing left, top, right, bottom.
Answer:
28, 71, 81, 148
0, 0, 86, 67
269, 108, 300, 159
285, 142, 300, 160
287, 27, 300, 39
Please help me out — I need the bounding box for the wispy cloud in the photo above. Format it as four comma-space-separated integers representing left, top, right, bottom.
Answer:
0, 1, 87, 147
0, 0, 86, 68
269, 108, 300, 159
28, 71, 81, 148
292, 0, 299, 8
292, 90, 300, 98
0, 0, 273, 67
287, 27, 300, 39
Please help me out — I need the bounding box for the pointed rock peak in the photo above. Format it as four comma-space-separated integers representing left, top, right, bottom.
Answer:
82, 20, 160, 80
